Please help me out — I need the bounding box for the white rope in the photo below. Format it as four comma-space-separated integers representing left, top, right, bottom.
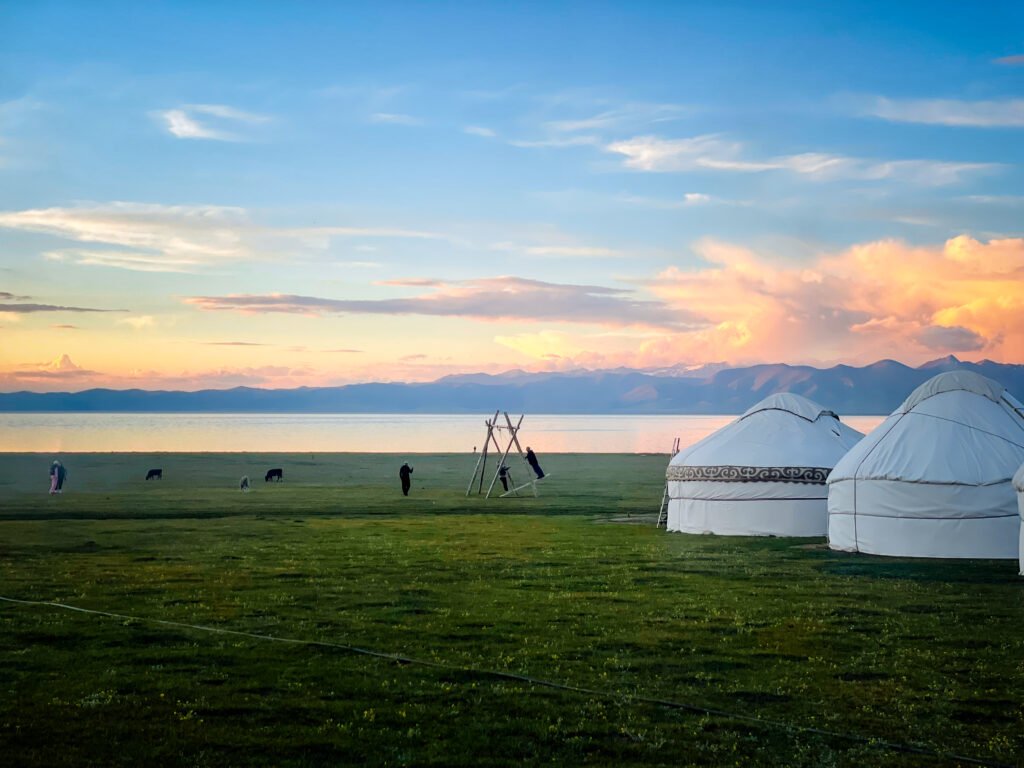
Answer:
0, 595, 1011, 767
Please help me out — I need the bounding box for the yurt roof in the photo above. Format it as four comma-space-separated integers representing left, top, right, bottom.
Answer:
899, 370, 1006, 413
670, 392, 863, 470
829, 371, 1024, 486
740, 392, 837, 423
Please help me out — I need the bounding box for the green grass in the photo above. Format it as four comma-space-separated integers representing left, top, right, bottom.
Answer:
0, 453, 658, 520
1, 453, 1022, 767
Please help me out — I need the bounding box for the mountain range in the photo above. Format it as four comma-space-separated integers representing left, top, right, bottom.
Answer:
2, 356, 1022, 415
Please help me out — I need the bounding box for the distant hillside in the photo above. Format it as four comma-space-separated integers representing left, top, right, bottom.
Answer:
2, 356, 1022, 414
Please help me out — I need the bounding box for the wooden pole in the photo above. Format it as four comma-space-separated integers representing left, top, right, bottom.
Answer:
469, 411, 500, 495
487, 421, 504, 453
476, 420, 492, 494
485, 414, 523, 499
466, 427, 487, 496
503, 411, 526, 455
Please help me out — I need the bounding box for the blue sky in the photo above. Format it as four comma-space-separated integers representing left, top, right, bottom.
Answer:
1, 1, 1023, 390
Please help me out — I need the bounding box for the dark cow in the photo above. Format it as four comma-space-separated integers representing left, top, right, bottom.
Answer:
146, 468, 163, 480
265, 468, 283, 482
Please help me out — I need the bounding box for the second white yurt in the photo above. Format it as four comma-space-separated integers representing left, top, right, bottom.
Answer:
828, 371, 1024, 559
665, 393, 864, 536
1015, 463, 1024, 575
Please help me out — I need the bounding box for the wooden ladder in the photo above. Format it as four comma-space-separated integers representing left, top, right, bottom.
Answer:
657, 436, 680, 528
656, 484, 669, 528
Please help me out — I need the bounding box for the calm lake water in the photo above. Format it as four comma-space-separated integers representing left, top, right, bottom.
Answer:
0, 413, 886, 453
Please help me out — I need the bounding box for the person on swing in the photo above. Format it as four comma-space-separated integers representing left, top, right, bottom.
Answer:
524, 447, 544, 479
498, 464, 510, 492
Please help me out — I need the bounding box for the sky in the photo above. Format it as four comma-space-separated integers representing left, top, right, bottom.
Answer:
1, 1, 1023, 392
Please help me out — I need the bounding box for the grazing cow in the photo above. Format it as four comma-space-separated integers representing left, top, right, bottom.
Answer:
265, 468, 283, 482
145, 468, 162, 480
240, 475, 250, 492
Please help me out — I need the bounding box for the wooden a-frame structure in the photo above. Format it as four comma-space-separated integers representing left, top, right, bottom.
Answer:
466, 410, 544, 498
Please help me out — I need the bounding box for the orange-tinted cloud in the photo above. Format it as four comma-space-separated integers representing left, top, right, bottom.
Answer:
500, 235, 1024, 369
3, 354, 99, 384
5, 235, 1022, 391
648, 234, 1024, 365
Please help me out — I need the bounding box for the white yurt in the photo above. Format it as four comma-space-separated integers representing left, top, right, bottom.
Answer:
1014, 463, 1024, 575
828, 371, 1024, 559
665, 393, 864, 536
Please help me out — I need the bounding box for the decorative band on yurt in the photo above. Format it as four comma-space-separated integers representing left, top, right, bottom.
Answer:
666, 465, 832, 484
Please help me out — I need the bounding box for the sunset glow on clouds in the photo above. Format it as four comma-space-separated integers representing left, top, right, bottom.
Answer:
1, 3, 1022, 391
4, 233, 1021, 391
487, 235, 1024, 372
648, 235, 1024, 366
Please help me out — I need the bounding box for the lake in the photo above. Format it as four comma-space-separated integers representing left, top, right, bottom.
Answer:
0, 413, 886, 453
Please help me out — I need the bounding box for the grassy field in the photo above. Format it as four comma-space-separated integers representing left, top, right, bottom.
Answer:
1, 453, 1022, 767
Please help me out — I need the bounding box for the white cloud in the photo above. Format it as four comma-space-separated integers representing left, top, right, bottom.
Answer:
488, 241, 622, 258
865, 96, 1024, 127
185, 104, 270, 123
4, 203, 250, 262
45, 249, 200, 273
605, 135, 998, 185
154, 103, 271, 141
856, 159, 998, 186
0, 202, 446, 272
544, 102, 687, 133
118, 315, 156, 329
618, 192, 735, 209
502, 98, 686, 150
776, 153, 859, 176
464, 125, 496, 137
605, 134, 750, 172
369, 112, 422, 125
156, 109, 235, 140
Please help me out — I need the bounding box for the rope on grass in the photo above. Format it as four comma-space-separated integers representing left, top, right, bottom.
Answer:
0, 594, 1011, 768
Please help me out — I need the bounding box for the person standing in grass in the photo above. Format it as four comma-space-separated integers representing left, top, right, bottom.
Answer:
524, 447, 544, 479
49, 460, 66, 494
399, 462, 414, 496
